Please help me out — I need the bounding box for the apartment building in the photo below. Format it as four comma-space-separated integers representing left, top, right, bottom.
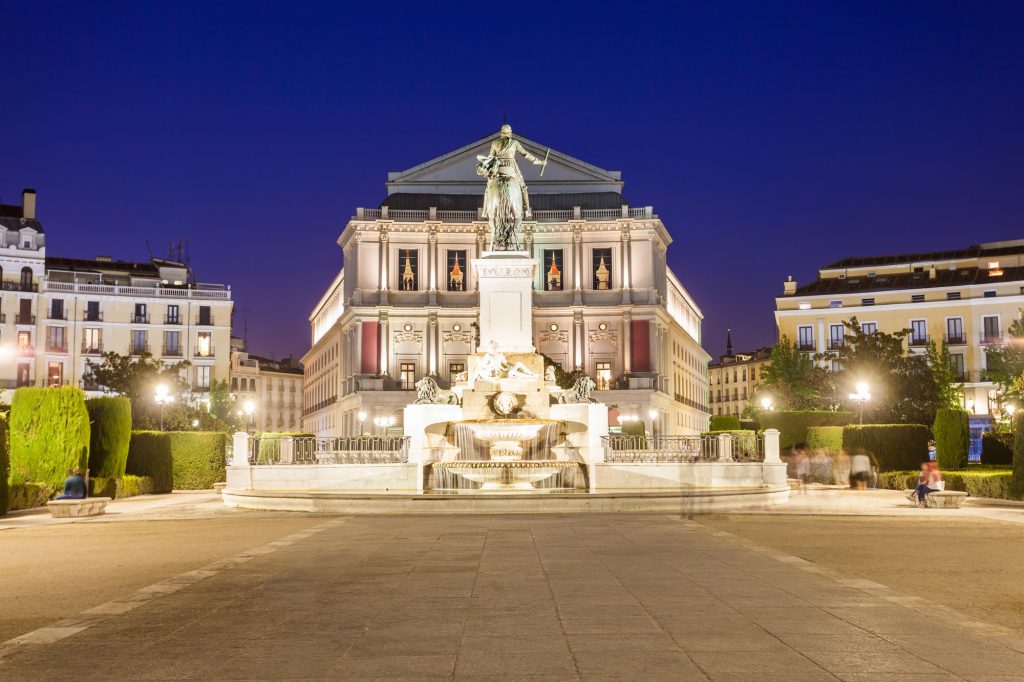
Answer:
230, 337, 304, 432
708, 332, 772, 417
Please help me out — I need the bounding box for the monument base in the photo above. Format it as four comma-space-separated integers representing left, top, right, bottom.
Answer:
473, 254, 536, 354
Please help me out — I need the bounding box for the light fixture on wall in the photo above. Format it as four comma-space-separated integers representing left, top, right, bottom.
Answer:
598, 322, 608, 331
404, 323, 412, 332
549, 323, 558, 332
452, 323, 461, 332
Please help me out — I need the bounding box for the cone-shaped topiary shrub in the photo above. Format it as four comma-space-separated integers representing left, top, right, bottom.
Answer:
86, 397, 132, 478
933, 408, 970, 470
9, 387, 90, 492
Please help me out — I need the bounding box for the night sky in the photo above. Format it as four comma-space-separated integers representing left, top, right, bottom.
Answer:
2, 1, 1022, 361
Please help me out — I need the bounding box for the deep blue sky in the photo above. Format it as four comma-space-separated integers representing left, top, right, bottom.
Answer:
2, 1, 1022, 360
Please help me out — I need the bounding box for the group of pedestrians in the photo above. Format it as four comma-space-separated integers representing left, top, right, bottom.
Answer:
788, 444, 876, 490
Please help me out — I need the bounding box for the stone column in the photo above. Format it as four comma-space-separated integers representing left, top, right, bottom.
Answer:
717, 433, 733, 463
623, 311, 632, 375
763, 428, 781, 463
232, 432, 250, 466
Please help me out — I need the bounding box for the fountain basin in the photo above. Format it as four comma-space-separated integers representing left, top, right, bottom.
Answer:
433, 460, 580, 491
458, 419, 558, 461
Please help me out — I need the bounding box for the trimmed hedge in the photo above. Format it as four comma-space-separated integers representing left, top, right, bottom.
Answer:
7, 483, 54, 511
9, 387, 90, 491
89, 475, 155, 499
933, 408, 970, 470
1013, 414, 1024, 499
0, 414, 8, 515
86, 397, 132, 478
878, 469, 1016, 500
842, 424, 930, 472
982, 431, 1014, 465
807, 426, 844, 455
708, 415, 741, 432
701, 430, 759, 460
760, 411, 855, 450
127, 431, 227, 491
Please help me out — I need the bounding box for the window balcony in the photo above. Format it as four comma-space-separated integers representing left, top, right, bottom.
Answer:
130, 343, 150, 355
48, 311, 68, 321
797, 342, 815, 352
827, 340, 844, 350
944, 334, 966, 345
15, 314, 35, 325
162, 345, 183, 357
46, 343, 68, 353
83, 311, 104, 322
2, 281, 37, 292
908, 336, 929, 347
195, 316, 214, 326
980, 333, 1004, 345
165, 315, 182, 325
81, 343, 104, 355
18, 345, 35, 356
131, 314, 151, 324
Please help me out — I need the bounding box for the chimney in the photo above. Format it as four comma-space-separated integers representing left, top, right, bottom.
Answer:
783, 275, 797, 295
22, 189, 36, 220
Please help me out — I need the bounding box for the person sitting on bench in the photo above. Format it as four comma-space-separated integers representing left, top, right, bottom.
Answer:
56, 468, 87, 500
914, 462, 942, 508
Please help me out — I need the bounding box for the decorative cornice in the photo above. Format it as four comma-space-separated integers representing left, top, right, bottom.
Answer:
394, 331, 423, 344
539, 331, 568, 344
588, 330, 618, 345
475, 263, 535, 279
443, 331, 474, 344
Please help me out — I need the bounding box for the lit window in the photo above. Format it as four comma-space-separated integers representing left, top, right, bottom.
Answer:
544, 249, 564, 291
592, 248, 612, 290
447, 250, 467, 291
596, 362, 612, 390
399, 249, 418, 291
400, 362, 416, 390
196, 332, 212, 357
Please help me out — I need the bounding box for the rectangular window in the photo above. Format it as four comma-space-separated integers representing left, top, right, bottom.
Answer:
166, 304, 180, 324
196, 365, 211, 389
449, 362, 465, 384
17, 330, 31, 352
984, 290, 997, 298
596, 361, 612, 390
46, 326, 65, 352
982, 316, 1000, 343
829, 324, 844, 350
829, 300, 842, 308
946, 318, 964, 344
398, 249, 419, 291
543, 249, 564, 291
947, 291, 961, 300
131, 330, 147, 354
85, 300, 100, 322
196, 332, 212, 357
446, 250, 467, 291
50, 299, 64, 320
910, 320, 928, 346
911, 294, 925, 303
592, 248, 612, 290
164, 331, 181, 356
18, 298, 33, 324
16, 363, 31, 387
133, 303, 148, 324
950, 353, 965, 380
861, 322, 877, 335
400, 362, 416, 390
82, 328, 101, 353
861, 298, 875, 306
797, 326, 814, 351
197, 305, 212, 326
47, 362, 63, 388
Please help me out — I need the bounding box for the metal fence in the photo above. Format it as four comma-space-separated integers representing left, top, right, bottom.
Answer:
601, 434, 764, 463
250, 436, 410, 465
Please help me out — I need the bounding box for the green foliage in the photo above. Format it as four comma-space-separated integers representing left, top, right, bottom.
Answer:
877, 469, 1016, 500
82, 351, 190, 429
759, 411, 855, 450
9, 387, 90, 490
709, 415, 741, 432
7, 483, 54, 510
701, 430, 759, 460
762, 336, 837, 410
127, 431, 227, 491
86, 397, 132, 478
256, 432, 314, 463
1013, 414, 1024, 499
126, 432, 173, 493
824, 318, 947, 425
933, 408, 970, 470
0, 414, 8, 515
540, 354, 587, 390
739, 419, 760, 431
806, 426, 844, 455
925, 341, 965, 409
982, 431, 1014, 465
985, 318, 1024, 402
611, 419, 647, 450
89, 475, 155, 499
842, 424, 930, 472
207, 379, 242, 431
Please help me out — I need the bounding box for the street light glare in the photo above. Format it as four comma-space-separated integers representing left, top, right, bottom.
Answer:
856, 381, 869, 395
155, 384, 169, 399
244, 400, 255, 415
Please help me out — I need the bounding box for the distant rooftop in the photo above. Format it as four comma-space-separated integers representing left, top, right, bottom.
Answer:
822, 239, 1024, 270
794, 264, 1024, 296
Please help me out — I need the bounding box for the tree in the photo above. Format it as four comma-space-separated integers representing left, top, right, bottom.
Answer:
925, 341, 964, 410
824, 318, 949, 425
933, 408, 969, 470
82, 352, 190, 429
762, 336, 837, 410
985, 317, 1024, 404
208, 379, 243, 431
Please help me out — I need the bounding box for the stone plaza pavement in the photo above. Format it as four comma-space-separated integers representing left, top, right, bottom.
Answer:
3, 511, 1024, 681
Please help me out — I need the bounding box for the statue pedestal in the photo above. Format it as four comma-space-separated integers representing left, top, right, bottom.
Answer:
473, 252, 536, 354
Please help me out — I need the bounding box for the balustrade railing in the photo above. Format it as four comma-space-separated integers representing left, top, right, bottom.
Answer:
355, 206, 656, 223
601, 433, 764, 463
250, 436, 410, 465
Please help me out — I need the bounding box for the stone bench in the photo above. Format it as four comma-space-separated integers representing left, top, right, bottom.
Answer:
904, 489, 968, 509
46, 497, 112, 518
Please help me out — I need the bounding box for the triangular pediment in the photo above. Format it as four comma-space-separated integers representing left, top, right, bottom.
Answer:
386, 132, 623, 196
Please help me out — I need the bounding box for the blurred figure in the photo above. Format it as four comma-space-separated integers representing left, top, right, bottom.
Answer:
56, 468, 86, 500
793, 443, 810, 491
915, 461, 943, 508
927, 440, 937, 462
850, 450, 872, 490
810, 448, 833, 484
833, 449, 851, 487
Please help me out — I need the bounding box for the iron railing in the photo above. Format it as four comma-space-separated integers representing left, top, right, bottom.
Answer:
250, 436, 410, 465
601, 434, 764, 463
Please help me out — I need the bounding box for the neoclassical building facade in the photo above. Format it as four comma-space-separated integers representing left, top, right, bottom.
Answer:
303, 133, 710, 437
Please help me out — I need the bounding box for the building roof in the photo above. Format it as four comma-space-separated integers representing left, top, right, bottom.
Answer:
822, 240, 1024, 270
45, 256, 169, 276
794, 264, 1024, 296
709, 347, 772, 369
381, 191, 627, 211
0, 202, 43, 233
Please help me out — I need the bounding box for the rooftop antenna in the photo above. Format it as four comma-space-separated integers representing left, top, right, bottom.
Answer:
145, 239, 154, 260
242, 307, 250, 350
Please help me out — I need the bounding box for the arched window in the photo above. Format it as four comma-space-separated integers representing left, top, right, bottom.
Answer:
20, 267, 32, 291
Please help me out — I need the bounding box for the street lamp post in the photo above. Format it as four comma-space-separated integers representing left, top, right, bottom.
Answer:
154, 384, 175, 431
648, 408, 658, 438
244, 400, 256, 433
848, 381, 871, 424
358, 410, 367, 436
760, 396, 774, 412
